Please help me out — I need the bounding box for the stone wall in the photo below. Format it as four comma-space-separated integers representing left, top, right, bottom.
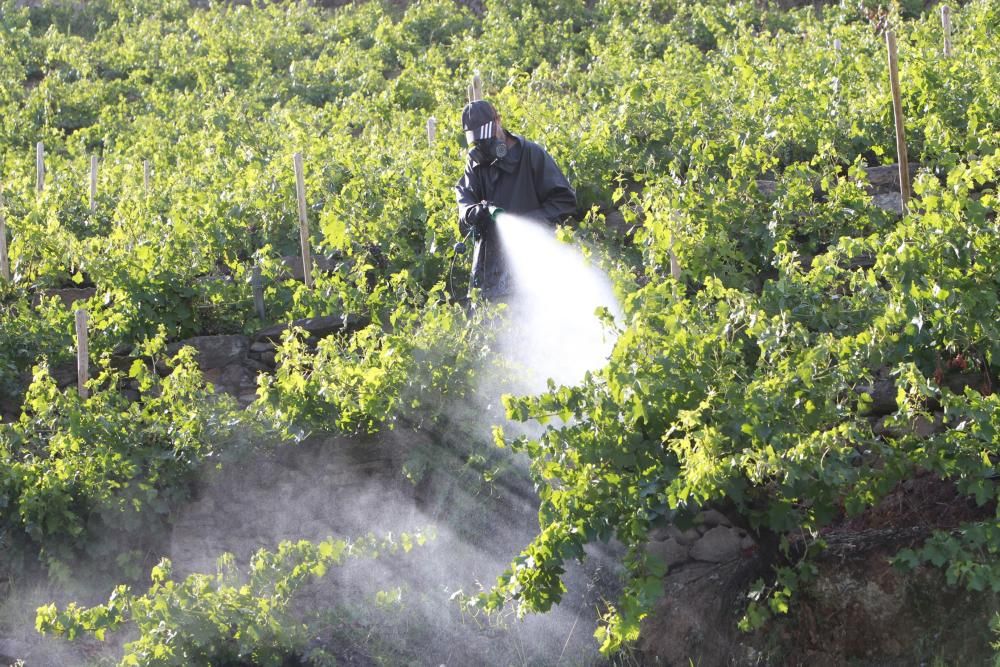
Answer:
639, 474, 998, 665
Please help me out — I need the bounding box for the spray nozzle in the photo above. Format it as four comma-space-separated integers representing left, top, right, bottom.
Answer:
453, 241, 467, 253
488, 205, 504, 221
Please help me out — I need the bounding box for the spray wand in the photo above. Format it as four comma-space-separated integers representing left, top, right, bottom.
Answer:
449, 204, 504, 303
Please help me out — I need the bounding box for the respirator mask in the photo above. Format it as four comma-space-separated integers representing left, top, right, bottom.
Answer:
468, 136, 508, 165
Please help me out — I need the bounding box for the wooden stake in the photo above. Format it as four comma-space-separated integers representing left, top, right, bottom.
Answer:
886, 31, 911, 213
467, 83, 474, 104
669, 245, 682, 281
251, 264, 266, 320
471, 70, 483, 102
941, 6, 952, 57
668, 219, 682, 280
89, 155, 98, 212
427, 116, 437, 147
36, 142, 44, 193
75, 309, 89, 399
0, 192, 9, 282
832, 39, 842, 96
143, 159, 151, 196
293, 152, 313, 288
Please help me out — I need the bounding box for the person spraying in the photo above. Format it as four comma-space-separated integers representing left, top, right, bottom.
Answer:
455, 100, 578, 298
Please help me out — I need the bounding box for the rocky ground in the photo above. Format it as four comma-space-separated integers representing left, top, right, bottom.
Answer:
638, 472, 998, 666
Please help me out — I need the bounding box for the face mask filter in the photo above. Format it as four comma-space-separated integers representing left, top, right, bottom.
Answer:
469, 137, 507, 165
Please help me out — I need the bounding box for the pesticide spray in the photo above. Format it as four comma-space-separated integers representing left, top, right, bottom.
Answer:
489, 212, 622, 395
0, 218, 626, 667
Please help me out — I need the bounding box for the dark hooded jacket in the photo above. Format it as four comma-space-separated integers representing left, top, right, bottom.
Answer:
455, 133, 577, 296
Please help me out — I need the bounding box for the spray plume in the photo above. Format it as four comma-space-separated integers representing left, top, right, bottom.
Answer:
0, 216, 626, 666
492, 212, 622, 394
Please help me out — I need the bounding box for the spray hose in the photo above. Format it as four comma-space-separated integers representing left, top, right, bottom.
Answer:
448, 230, 474, 302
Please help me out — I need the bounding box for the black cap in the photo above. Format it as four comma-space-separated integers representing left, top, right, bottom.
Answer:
462, 100, 497, 144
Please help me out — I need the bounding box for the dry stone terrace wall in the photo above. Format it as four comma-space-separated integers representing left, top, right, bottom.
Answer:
0, 310, 370, 420
159, 313, 370, 403
755, 161, 922, 216
645, 508, 757, 569
638, 471, 998, 665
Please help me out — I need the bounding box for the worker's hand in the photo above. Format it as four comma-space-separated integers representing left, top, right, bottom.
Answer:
469, 200, 493, 238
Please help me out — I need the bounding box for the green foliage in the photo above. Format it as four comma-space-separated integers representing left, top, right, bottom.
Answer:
255, 282, 496, 434
0, 293, 75, 399
36, 530, 433, 666
738, 548, 822, 633
894, 519, 1000, 666
481, 147, 1000, 651
0, 337, 270, 573
894, 521, 1000, 594
993, 612, 1000, 666
0, 0, 998, 661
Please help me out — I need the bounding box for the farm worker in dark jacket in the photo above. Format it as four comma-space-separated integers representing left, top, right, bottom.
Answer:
455, 100, 578, 297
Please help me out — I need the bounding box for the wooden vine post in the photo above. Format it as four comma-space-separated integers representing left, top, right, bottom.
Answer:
251, 264, 266, 320
669, 212, 682, 280
669, 238, 682, 281
427, 116, 437, 147
75, 309, 89, 399
90, 155, 98, 212
36, 142, 45, 193
886, 31, 911, 214
832, 39, 842, 95
471, 70, 483, 102
0, 192, 9, 282
941, 6, 952, 57
293, 152, 314, 288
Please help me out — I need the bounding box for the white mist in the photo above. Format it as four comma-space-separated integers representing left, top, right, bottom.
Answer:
491, 213, 621, 394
